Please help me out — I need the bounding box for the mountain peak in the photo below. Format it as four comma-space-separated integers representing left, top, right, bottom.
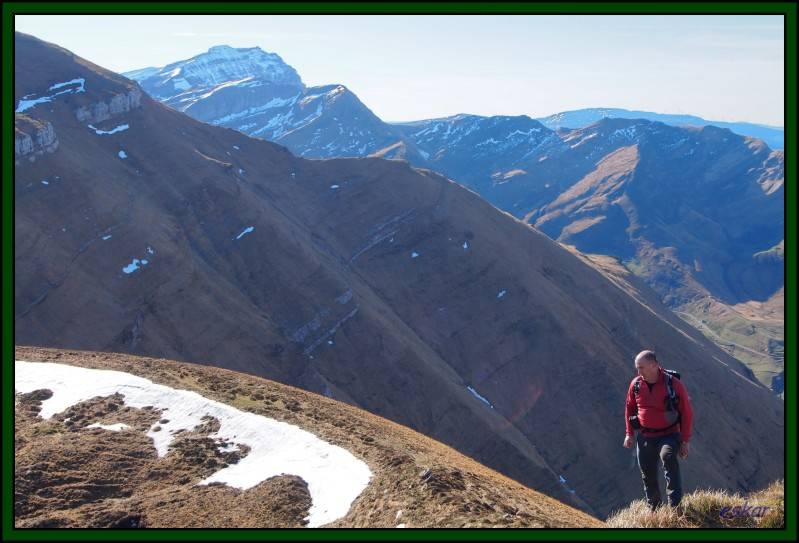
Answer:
125, 44, 304, 100
203, 44, 269, 57
207, 44, 238, 53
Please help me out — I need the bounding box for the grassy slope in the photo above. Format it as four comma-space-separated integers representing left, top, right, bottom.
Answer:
675, 290, 784, 395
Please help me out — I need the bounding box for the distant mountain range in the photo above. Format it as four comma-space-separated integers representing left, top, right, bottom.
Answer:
125, 45, 785, 390
394, 113, 784, 305
15, 32, 784, 519
535, 108, 783, 151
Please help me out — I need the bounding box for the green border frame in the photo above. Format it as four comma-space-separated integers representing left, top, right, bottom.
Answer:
3, 2, 795, 541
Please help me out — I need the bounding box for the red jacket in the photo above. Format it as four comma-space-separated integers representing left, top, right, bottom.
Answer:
625, 367, 693, 442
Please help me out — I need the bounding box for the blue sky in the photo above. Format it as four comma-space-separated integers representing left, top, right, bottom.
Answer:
15, 14, 784, 126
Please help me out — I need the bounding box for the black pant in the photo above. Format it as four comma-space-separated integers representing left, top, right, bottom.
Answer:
636, 432, 682, 509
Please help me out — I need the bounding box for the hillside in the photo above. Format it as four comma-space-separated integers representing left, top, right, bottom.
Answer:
15, 347, 604, 528
397, 115, 784, 390
127, 50, 784, 391
14, 32, 784, 519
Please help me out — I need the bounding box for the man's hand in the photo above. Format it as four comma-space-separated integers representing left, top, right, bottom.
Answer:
623, 435, 635, 448
679, 441, 689, 459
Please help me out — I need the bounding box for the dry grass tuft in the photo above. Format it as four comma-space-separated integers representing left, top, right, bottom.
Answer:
606, 480, 783, 528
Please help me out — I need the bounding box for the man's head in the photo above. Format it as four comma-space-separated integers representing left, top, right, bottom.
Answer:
635, 350, 660, 383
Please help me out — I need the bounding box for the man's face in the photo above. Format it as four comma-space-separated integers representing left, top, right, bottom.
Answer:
635, 358, 659, 382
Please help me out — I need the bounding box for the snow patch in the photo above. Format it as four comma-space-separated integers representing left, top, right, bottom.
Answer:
102, 235, 112, 241
570, 132, 598, 149
15, 78, 85, 113
86, 423, 131, 432
611, 127, 638, 140
411, 252, 420, 259
118, 150, 127, 159
213, 95, 299, 125
49, 78, 86, 92
15, 361, 372, 528
497, 290, 507, 299
88, 124, 129, 135
122, 258, 148, 274
466, 385, 494, 409
172, 78, 191, 91
16, 96, 54, 112
234, 226, 255, 240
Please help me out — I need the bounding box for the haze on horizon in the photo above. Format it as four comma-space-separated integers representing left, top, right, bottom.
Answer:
14, 14, 785, 127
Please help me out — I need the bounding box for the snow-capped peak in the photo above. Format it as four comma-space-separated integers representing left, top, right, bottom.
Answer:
125, 45, 304, 99
175, 45, 302, 87
207, 44, 238, 54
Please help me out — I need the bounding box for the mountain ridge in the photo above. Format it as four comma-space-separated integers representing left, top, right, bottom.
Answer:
535, 107, 783, 150
124, 45, 426, 164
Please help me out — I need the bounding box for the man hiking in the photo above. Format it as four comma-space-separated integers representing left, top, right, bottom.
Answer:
623, 350, 694, 511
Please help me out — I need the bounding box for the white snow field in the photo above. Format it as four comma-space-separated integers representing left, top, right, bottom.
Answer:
15, 360, 372, 527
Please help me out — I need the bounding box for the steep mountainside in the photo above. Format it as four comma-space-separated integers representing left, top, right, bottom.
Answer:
396, 114, 784, 389
128, 50, 784, 386
15, 347, 604, 528
125, 46, 425, 163
15, 32, 784, 519
399, 115, 783, 301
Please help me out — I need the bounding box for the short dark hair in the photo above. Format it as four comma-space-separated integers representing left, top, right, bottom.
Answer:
635, 350, 658, 364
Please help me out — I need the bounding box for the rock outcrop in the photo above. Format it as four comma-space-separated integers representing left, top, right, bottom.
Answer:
14, 115, 58, 165
74, 88, 142, 124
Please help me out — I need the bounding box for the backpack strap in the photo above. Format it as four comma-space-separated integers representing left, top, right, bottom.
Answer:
666, 372, 674, 401
634, 371, 679, 408
664, 370, 680, 404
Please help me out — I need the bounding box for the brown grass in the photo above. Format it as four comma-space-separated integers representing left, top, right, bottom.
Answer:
15, 347, 605, 528
606, 480, 783, 528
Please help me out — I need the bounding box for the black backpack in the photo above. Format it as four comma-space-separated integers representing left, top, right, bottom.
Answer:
631, 369, 681, 431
